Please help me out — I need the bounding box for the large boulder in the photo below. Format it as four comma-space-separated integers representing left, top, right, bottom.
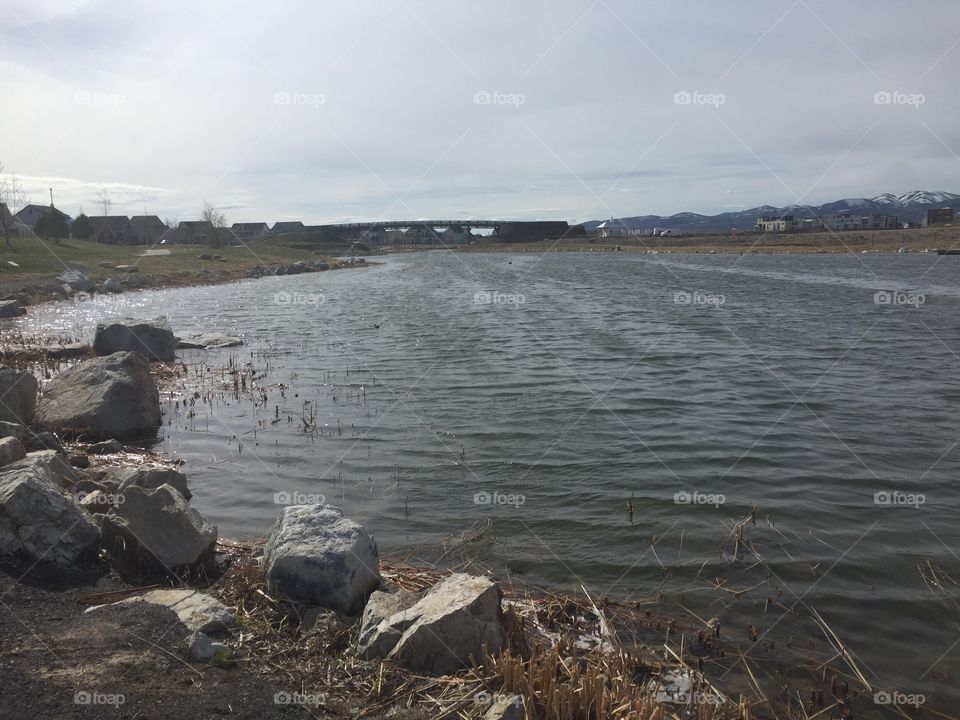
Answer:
93, 317, 177, 361
263, 504, 380, 614
0, 437, 26, 467
101, 277, 123, 294
0, 366, 38, 425
35, 352, 161, 440
0, 456, 100, 567
112, 464, 191, 500
358, 573, 503, 675
101, 483, 216, 577
4, 450, 83, 489
176, 333, 243, 350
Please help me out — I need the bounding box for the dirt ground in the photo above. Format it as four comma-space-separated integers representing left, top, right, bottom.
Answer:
0, 561, 426, 720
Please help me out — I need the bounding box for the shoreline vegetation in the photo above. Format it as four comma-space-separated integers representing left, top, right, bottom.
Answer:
0, 253, 913, 719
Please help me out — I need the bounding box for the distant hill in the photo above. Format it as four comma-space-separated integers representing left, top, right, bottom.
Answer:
586, 191, 960, 234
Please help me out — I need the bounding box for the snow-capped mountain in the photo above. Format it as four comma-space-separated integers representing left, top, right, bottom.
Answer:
586, 191, 958, 234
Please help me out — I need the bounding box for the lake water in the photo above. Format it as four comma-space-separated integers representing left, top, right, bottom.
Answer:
17, 250, 960, 713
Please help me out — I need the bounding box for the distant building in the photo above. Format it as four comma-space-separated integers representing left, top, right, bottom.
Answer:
442, 225, 471, 244
15, 204, 72, 229
175, 220, 215, 244
271, 221, 305, 235
755, 215, 797, 232
88, 216, 131, 244
595, 221, 636, 239
821, 212, 899, 231
231, 222, 270, 242
128, 215, 171, 245
924, 208, 954, 227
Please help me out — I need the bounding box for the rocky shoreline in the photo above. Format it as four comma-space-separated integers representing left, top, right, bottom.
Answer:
0, 318, 759, 719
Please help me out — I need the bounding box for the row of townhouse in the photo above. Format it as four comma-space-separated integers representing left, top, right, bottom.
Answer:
755, 212, 901, 233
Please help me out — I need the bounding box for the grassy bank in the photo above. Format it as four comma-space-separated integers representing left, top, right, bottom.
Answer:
456, 225, 960, 255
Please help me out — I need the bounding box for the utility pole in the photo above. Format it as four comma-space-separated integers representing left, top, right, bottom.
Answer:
49, 188, 53, 207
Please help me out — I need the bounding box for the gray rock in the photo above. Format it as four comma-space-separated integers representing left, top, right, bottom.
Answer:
286, 262, 306, 274
113, 464, 191, 501
176, 333, 244, 350
359, 573, 502, 675
0, 437, 26, 467
89, 589, 235, 634
0, 421, 26, 440
2, 450, 82, 489
263, 504, 380, 614
0, 458, 100, 566
0, 300, 26, 318
101, 277, 123, 293
187, 631, 229, 663
0, 367, 38, 425
78, 489, 114, 514
24, 431, 64, 453
484, 695, 524, 720
36, 352, 161, 440
93, 317, 177, 361
357, 589, 421, 659
98, 261, 116, 269
87, 439, 125, 455
115, 265, 140, 274
101, 483, 217, 577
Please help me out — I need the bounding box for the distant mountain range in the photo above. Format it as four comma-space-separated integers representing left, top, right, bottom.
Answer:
585, 191, 960, 234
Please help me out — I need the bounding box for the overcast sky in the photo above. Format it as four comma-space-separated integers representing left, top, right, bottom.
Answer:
2, 1, 959, 225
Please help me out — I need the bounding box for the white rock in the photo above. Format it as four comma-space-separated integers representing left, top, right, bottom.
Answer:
485, 695, 524, 720
88, 589, 235, 633
359, 573, 503, 675
0, 436, 26, 467
263, 504, 380, 614
187, 631, 229, 663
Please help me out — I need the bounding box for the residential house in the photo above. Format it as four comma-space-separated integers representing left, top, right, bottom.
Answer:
89, 216, 132, 244
175, 220, 215, 244
822, 212, 899, 231
128, 215, 171, 245
595, 220, 635, 238
271, 221, 305, 235
231, 222, 270, 242
923, 208, 954, 227
15, 204, 72, 230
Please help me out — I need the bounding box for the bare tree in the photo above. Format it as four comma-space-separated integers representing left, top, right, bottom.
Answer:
97, 188, 112, 217
0, 162, 28, 251
201, 201, 226, 248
